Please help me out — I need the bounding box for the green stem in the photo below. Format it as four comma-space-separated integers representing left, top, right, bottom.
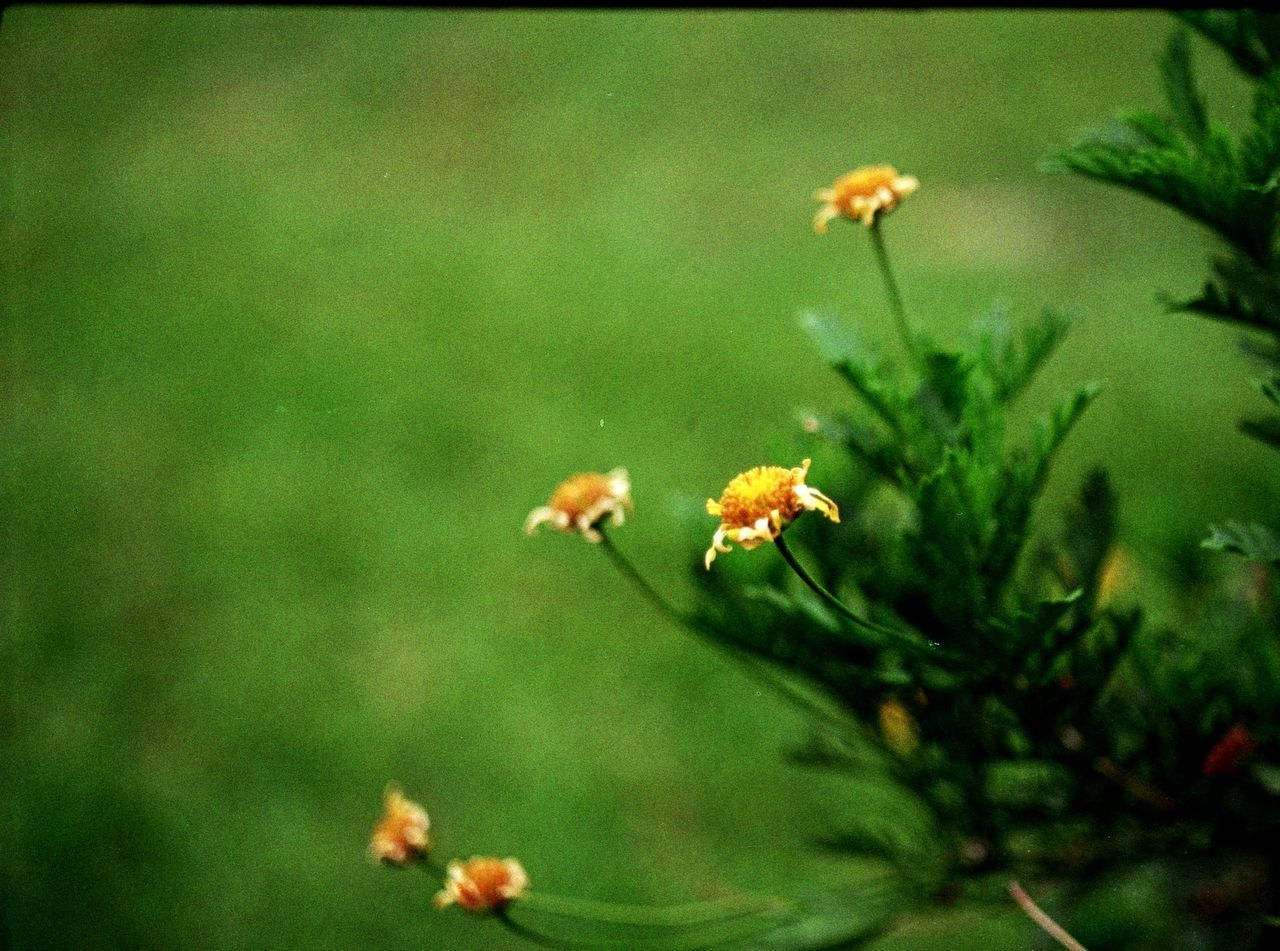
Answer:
716, 646, 868, 742
869, 221, 921, 367
495, 907, 583, 949
596, 529, 864, 740
498, 901, 786, 950
597, 530, 691, 628
521, 890, 782, 927
773, 533, 954, 663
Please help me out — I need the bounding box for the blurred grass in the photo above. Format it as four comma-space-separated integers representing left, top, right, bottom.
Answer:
2, 7, 1277, 950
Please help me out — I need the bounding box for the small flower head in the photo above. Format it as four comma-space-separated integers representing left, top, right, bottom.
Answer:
525, 468, 632, 543
433, 857, 530, 913
369, 786, 431, 866
813, 164, 919, 233
705, 458, 839, 569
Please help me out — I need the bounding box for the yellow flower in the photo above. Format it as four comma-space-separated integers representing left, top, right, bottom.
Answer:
878, 699, 920, 757
705, 458, 839, 569
524, 468, 632, 543
368, 786, 431, 866
433, 857, 530, 913
813, 165, 919, 233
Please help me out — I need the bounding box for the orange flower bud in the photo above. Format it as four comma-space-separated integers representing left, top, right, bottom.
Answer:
369, 786, 431, 866
434, 857, 530, 913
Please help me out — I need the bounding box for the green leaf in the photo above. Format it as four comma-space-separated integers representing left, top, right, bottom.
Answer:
1177, 10, 1280, 80
1020, 383, 1102, 497
1054, 136, 1261, 256
800, 410, 909, 485
959, 365, 1003, 464
1241, 412, 1280, 451
798, 310, 910, 438
1252, 761, 1280, 796
741, 886, 902, 951
970, 305, 1075, 404
990, 590, 1083, 675
1007, 309, 1075, 402
1074, 605, 1143, 695
1161, 28, 1209, 145
1163, 279, 1280, 332
985, 385, 1100, 595
916, 350, 972, 432
984, 760, 1075, 812
1119, 110, 1187, 151
1241, 70, 1280, 187
1202, 520, 1280, 564
1260, 372, 1280, 406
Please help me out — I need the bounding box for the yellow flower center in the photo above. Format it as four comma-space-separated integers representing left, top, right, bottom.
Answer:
461, 859, 518, 898
714, 465, 803, 529
812, 165, 917, 233
549, 473, 618, 522
830, 165, 904, 207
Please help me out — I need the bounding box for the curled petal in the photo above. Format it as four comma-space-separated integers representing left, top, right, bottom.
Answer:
434, 857, 530, 913
704, 459, 839, 569
813, 165, 918, 231
527, 469, 632, 542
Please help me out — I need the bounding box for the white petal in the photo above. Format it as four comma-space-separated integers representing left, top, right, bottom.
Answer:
524, 507, 555, 534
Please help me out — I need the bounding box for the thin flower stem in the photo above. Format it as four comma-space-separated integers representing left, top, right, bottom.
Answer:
868, 221, 921, 367
597, 530, 691, 628
773, 533, 955, 663
521, 890, 783, 927
595, 529, 864, 741
1008, 881, 1089, 951
499, 901, 786, 950
718, 647, 867, 741
495, 907, 584, 949
420, 855, 448, 877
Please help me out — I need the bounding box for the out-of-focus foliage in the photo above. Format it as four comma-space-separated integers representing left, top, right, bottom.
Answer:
1053, 9, 1280, 564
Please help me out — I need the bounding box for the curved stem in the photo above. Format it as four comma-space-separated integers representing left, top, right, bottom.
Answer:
495, 907, 584, 949
596, 529, 864, 740
499, 901, 786, 950
715, 646, 867, 742
1008, 881, 1089, 951
420, 854, 448, 877
597, 530, 691, 628
868, 221, 921, 367
773, 533, 955, 663
521, 890, 782, 927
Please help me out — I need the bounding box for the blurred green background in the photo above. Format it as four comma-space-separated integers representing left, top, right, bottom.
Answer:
3, 7, 1277, 949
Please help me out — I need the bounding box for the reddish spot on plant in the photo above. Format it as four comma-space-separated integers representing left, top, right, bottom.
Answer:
1201, 725, 1257, 778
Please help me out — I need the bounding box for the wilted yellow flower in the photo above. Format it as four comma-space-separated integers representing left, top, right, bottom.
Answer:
705, 458, 839, 569
433, 857, 530, 913
878, 699, 920, 757
524, 468, 632, 543
813, 165, 919, 233
368, 786, 431, 866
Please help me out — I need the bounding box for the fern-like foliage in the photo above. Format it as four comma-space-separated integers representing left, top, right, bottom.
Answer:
675, 275, 1280, 948
1052, 11, 1280, 563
